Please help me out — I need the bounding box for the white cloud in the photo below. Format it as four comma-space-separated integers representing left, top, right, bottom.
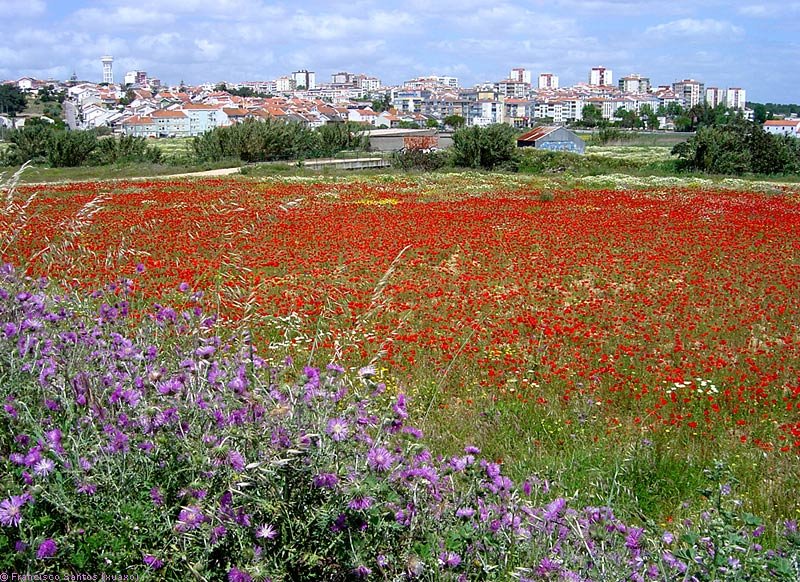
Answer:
0, 0, 45, 17
645, 18, 744, 38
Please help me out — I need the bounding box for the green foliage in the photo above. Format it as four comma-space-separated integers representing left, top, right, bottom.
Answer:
443, 115, 465, 129
91, 135, 163, 165
451, 124, 518, 170
314, 122, 369, 157
46, 130, 98, 167
580, 104, 605, 128
391, 149, 450, 171
672, 118, 800, 175
6, 118, 54, 164
193, 119, 369, 163
0, 85, 27, 117
396, 120, 421, 129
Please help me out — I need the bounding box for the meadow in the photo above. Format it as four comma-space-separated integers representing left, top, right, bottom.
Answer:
1, 169, 799, 578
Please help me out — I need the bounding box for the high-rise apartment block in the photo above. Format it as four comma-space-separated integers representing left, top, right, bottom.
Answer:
538, 73, 559, 89
589, 66, 612, 86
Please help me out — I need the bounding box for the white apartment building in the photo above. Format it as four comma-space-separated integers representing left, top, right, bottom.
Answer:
705, 87, 725, 107
726, 88, 746, 110
510, 68, 532, 85
672, 79, 705, 108
292, 70, 316, 90
538, 73, 559, 90
589, 66, 613, 86
618, 74, 650, 94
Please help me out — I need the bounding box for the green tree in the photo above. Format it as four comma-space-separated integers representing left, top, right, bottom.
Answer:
0, 85, 27, 117
425, 118, 439, 129
672, 117, 799, 175
640, 104, 660, 130
580, 104, 604, 128
443, 114, 465, 129
47, 130, 98, 167
451, 123, 517, 170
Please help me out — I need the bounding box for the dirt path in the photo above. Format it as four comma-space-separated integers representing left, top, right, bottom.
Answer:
159, 167, 241, 178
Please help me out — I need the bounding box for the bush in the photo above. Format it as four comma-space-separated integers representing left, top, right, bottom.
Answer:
46, 130, 98, 167
672, 118, 800, 175
0, 266, 798, 580
391, 149, 450, 171
451, 124, 517, 170
91, 135, 163, 165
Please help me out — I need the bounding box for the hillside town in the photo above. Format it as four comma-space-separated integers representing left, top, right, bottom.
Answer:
0, 57, 762, 137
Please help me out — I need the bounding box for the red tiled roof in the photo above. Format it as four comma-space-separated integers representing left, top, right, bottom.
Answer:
151, 110, 187, 118
517, 126, 559, 142
764, 119, 800, 126
123, 115, 154, 126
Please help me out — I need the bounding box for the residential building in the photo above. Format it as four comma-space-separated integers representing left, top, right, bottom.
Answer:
589, 66, 613, 86
101, 56, 114, 85
124, 71, 147, 86
618, 74, 650, 94
538, 73, 559, 90
763, 119, 800, 137
151, 109, 190, 137
181, 103, 229, 134
672, 79, 705, 108
354, 75, 381, 92
275, 76, 296, 93
495, 79, 529, 98
510, 68, 532, 85
726, 88, 746, 110
705, 87, 725, 108
292, 70, 316, 90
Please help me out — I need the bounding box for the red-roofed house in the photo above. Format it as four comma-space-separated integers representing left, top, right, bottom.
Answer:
763, 119, 800, 137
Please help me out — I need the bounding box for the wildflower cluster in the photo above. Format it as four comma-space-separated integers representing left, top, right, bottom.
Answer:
0, 266, 798, 580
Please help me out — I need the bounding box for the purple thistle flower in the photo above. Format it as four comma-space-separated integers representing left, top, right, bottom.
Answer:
464, 445, 481, 455
228, 450, 246, 472
353, 565, 372, 578
150, 487, 164, 506
143, 554, 163, 569
227, 567, 252, 582
348, 496, 374, 511
178, 282, 190, 293
36, 538, 57, 559
392, 393, 408, 419
175, 505, 207, 532
544, 497, 567, 521
455, 507, 475, 519
76, 482, 97, 495
438, 551, 462, 568
312, 472, 339, 489
367, 446, 395, 472
0, 495, 26, 526
33, 457, 55, 477
256, 523, 278, 540
326, 417, 350, 442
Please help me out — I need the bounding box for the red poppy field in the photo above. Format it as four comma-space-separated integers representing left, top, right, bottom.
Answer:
3, 173, 800, 517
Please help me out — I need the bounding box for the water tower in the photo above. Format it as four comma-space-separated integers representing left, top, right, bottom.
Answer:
101, 56, 114, 85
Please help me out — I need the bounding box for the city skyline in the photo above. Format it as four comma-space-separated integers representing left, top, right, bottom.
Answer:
1, 0, 798, 103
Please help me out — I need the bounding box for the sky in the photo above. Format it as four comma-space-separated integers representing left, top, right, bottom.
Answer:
1, 0, 798, 103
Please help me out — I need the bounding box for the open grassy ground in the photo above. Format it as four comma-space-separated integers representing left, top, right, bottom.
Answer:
3, 171, 799, 538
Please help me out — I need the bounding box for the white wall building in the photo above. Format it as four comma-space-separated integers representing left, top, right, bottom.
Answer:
705, 87, 725, 108
726, 88, 746, 110
292, 70, 316, 90
672, 79, 705, 108
101, 56, 114, 85
618, 74, 650, 94
538, 73, 559, 90
589, 66, 613, 86
510, 68, 532, 85
763, 119, 800, 137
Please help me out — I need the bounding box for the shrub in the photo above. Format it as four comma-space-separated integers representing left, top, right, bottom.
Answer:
91, 135, 163, 165
451, 124, 517, 170
46, 130, 98, 167
391, 149, 450, 171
